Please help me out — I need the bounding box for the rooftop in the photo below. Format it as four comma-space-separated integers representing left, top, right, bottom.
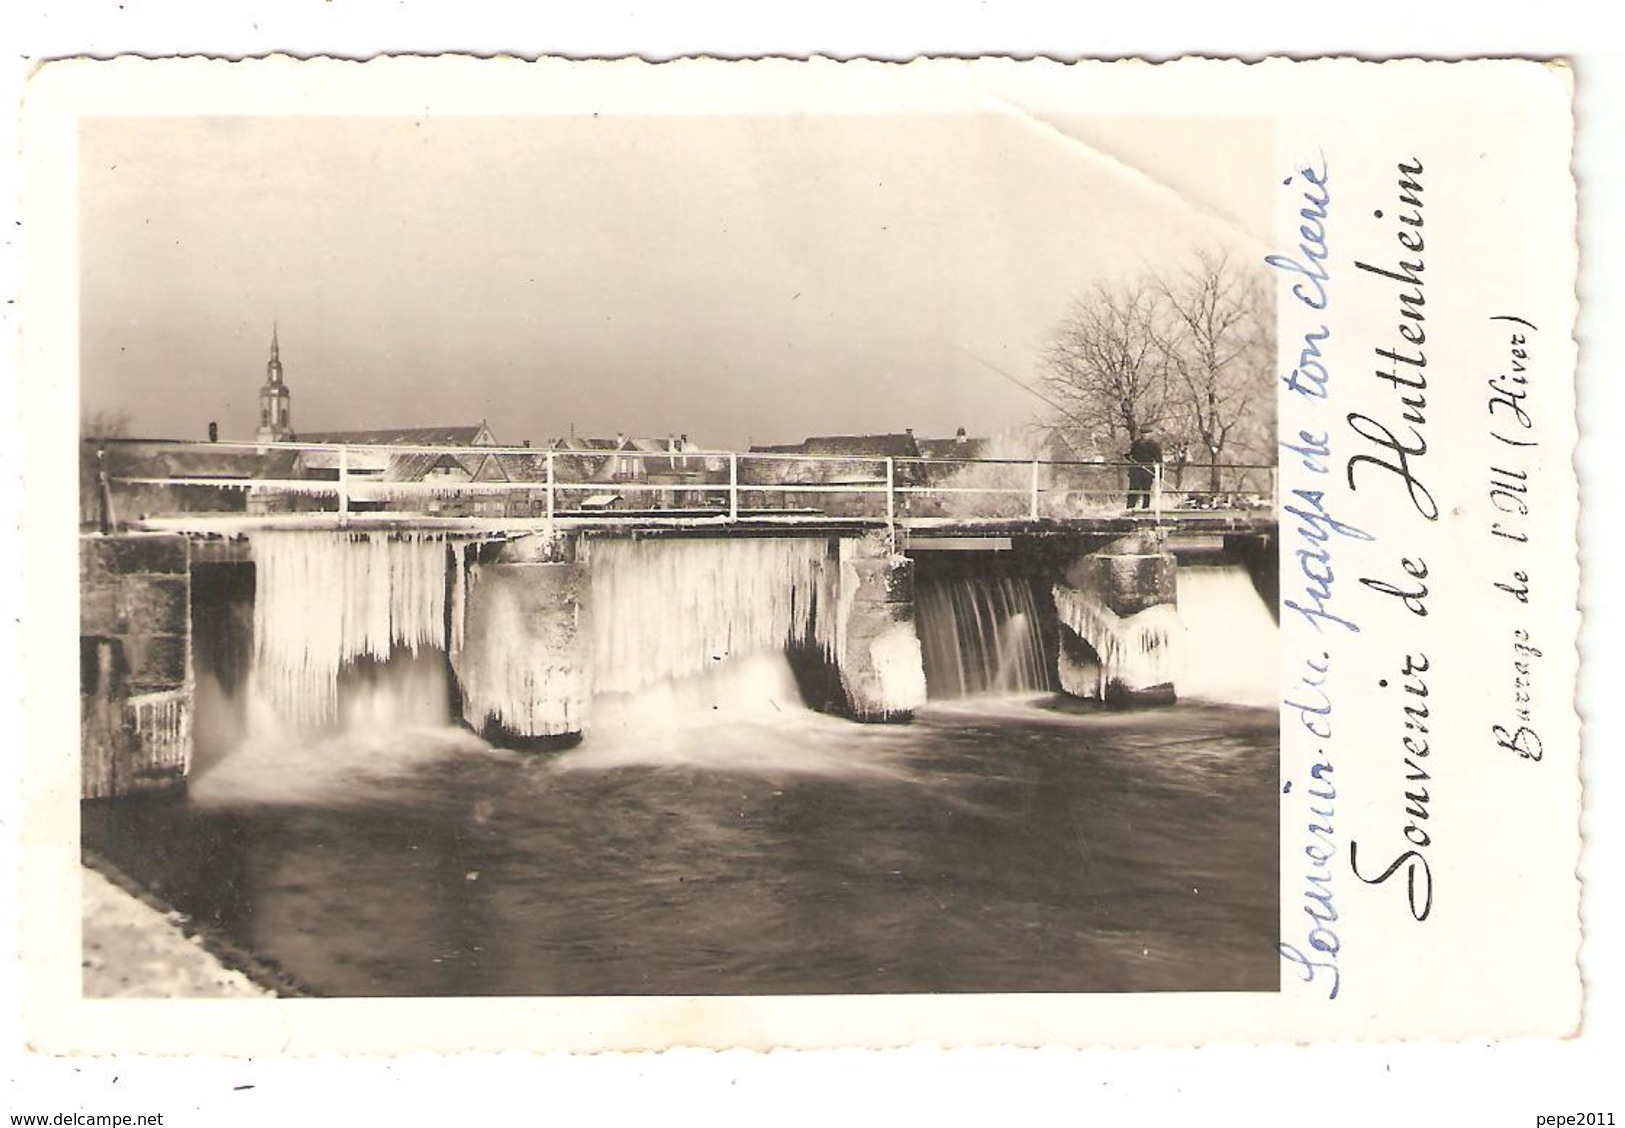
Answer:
296, 424, 496, 447
751, 433, 921, 460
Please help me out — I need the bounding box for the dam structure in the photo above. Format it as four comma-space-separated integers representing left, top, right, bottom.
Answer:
80, 438, 1278, 798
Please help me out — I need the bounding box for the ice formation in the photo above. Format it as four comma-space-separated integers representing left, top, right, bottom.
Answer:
453, 558, 589, 738
249, 530, 452, 730
1052, 583, 1183, 696
589, 537, 840, 696
448, 540, 468, 658
864, 620, 929, 711
127, 688, 192, 776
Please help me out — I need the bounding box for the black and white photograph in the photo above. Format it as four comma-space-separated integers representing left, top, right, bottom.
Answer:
73, 105, 1283, 999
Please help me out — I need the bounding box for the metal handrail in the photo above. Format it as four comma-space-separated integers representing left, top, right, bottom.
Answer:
91, 437, 1279, 530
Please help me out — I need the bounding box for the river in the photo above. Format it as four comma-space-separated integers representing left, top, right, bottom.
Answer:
84, 674, 1277, 996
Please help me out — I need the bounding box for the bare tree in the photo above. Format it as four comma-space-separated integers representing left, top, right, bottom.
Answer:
1038, 278, 1172, 459
1037, 252, 1275, 505
1152, 249, 1273, 494
81, 407, 132, 439
80, 407, 132, 529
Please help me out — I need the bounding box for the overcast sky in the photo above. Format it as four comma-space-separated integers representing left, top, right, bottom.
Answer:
80, 113, 1271, 450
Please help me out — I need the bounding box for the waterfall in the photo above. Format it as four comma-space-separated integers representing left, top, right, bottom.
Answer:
915, 574, 1050, 698
588, 537, 839, 696
1175, 563, 1277, 706
248, 530, 453, 731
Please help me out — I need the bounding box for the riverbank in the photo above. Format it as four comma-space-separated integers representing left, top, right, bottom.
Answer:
81, 863, 273, 998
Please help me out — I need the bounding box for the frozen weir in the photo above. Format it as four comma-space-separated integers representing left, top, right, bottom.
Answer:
449, 535, 866, 744
240, 529, 1038, 746
589, 537, 840, 694
250, 529, 452, 731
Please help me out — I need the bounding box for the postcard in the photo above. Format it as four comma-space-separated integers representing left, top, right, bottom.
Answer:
18, 55, 1580, 1052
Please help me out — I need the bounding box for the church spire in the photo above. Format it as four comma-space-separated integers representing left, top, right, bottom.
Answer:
267, 323, 283, 384
257, 322, 293, 442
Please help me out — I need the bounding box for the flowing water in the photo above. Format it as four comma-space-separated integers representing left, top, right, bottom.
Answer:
84, 536, 1279, 996
915, 574, 1052, 698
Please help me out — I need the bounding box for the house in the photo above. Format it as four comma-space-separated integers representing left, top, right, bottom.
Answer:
547, 433, 703, 482
547, 436, 623, 484
744, 431, 925, 517
747, 431, 922, 480
915, 427, 990, 463
1031, 426, 1098, 465
252, 422, 543, 517
545, 433, 721, 510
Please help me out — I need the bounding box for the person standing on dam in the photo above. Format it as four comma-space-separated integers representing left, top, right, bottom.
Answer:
1125, 430, 1164, 511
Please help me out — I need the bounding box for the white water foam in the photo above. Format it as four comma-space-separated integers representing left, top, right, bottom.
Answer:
552, 652, 914, 781
1175, 563, 1278, 706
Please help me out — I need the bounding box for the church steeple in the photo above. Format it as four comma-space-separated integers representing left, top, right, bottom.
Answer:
256, 324, 294, 442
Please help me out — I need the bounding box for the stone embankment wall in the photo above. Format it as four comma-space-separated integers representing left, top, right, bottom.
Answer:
80, 533, 193, 798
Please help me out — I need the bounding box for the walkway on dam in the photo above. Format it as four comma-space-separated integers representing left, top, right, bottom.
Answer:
88, 437, 1279, 543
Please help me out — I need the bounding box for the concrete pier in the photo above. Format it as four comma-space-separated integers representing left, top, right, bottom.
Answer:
1052, 530, 1181, 707
835, 538, 928, 721
452, 533, 590, 748
80, 533, 194, 798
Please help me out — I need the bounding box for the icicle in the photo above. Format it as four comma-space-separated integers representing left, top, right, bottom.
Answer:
590, 538, 838, 696
1052, 584, 1182, 694
249, 529, 450, 730
126, 688, 192, 775
449, 541, 467, 659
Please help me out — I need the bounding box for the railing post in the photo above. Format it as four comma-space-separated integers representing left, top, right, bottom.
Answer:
96, 447, 116, 534
1152, 460, 1163, 522
545, 449, 556, 531
338, 445, 350, 517
1030, 458, 1041, 520
885, 457, 896, 547
729, 452, 739, 522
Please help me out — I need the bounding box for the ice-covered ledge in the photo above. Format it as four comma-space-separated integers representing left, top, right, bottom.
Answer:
1053, 530, 1181, 707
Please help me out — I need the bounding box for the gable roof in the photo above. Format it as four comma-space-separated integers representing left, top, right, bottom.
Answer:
621, 436, 681, 453
491, 452, 548, 481
916, 435, 990, 460
796, 433, 921, 460
254, 449, 303, 480
146, 449, 270, 479
381, 452, 474, 481
297, 424, 496, 447
1037, 428, 1090, 462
